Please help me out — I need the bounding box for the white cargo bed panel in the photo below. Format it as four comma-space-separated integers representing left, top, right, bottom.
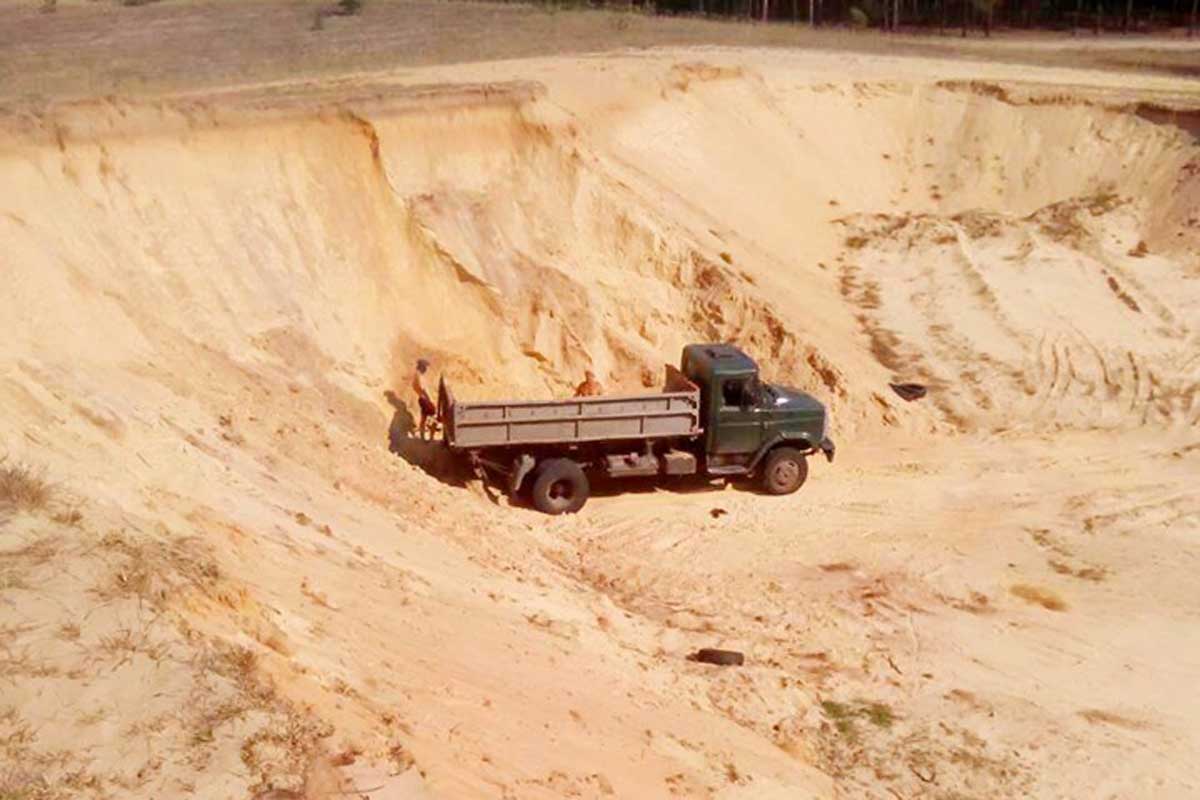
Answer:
450, 393, 700, 448
439, 367, 702, 450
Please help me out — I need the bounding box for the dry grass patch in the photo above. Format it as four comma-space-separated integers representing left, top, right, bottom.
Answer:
0, 708, 63, 800
1, 520, 330, 799
1048, 559, 1108, 582
1027, 527, 1071, 557
941, 590, 995, 615
1078, 709, 1150, 730
0, 460, 53, 516
183, 643, 331, 793
91, 530, 221, 606
94, 624, 170, 669
0, 766, 52, 800
820, 699, 896, 742
0, 536, 60, 595
1010, 584, 1068, 612
50, 508, 83, 528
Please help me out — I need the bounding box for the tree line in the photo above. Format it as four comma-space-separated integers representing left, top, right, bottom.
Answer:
536, 0, 1199, 37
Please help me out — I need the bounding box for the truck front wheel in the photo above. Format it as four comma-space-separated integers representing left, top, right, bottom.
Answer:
531, 458, 590, 515
762, 448, 808, 495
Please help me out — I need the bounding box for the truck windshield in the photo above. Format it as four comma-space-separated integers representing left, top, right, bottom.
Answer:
722, 377, 768, 408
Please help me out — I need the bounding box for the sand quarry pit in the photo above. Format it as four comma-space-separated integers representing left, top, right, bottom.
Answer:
2, 46, 1200, 799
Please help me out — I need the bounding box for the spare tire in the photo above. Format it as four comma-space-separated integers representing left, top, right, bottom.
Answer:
530, 458, 590, 515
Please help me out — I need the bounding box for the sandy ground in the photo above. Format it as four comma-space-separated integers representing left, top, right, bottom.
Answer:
2, 37, 1199, 800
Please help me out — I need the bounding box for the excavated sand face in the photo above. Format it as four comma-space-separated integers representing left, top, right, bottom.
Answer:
1, 52, 1199, 799
4, 71, 1197, 437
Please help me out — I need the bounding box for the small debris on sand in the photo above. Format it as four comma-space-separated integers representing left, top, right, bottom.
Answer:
889, 382, 928, 402
690, 648, 745, 667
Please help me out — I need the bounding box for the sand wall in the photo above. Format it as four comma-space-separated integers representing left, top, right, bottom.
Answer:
2, 70, 1198, 455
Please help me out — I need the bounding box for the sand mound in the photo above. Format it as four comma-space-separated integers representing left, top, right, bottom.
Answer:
839, 192, 1200, 429
1, 52, 1198, 798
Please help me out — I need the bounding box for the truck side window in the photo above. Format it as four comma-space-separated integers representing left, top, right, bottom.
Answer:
721, 379, 745, 409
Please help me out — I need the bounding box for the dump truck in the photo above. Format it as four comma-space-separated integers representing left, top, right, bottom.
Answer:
437, 344, 834, 515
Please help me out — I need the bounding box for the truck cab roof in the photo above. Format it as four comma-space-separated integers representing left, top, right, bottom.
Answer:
681, 343, 758, 381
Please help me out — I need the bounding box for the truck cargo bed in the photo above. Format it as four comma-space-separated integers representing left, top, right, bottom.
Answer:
439, 367, 701, 450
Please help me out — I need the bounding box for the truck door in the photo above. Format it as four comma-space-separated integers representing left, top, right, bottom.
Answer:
712, 377, 762, 455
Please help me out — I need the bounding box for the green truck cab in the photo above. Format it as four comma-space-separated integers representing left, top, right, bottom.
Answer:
440, 343, 834, 514
683, 343, 834, 481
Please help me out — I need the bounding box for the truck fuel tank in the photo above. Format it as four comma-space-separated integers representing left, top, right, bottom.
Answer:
605, 452, 660, 477
661, 449, 698, 476
605, 449, 698, 478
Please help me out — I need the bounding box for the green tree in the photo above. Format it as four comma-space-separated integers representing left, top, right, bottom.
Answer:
970, 0, 999, 34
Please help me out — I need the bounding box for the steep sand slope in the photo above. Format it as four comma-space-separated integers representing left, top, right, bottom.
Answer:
1, 49, 1199, 799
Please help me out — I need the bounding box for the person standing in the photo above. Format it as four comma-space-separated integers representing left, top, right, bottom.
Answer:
411, 358, 436, 440
574, 369, 603, 398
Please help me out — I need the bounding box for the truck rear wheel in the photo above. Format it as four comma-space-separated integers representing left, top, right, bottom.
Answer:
531, 458, 590, 515
762, 447, 808, 495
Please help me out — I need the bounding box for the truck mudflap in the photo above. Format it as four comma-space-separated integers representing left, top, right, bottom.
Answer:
819, 437, 836, 463
509, 453, 537, 496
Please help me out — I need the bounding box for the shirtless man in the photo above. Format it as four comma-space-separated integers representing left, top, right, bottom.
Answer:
574, 370, 603, 398
411, 358, 436, 440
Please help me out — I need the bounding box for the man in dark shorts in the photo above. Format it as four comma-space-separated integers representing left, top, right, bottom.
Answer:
411, 358, 437, 441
